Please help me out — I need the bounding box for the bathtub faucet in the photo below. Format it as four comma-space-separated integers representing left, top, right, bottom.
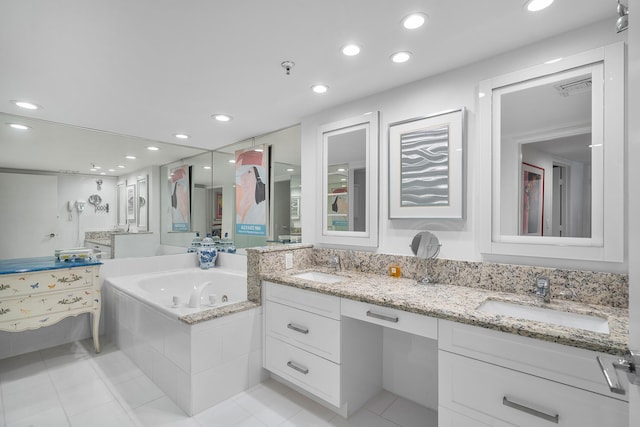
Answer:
189, 281, 213, 308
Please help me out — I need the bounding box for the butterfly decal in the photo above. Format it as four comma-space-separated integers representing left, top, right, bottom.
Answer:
84, 291, 91, 295
48, 284, 56, 289
94, 299, 99, 303
18, 277, 25, 281
30, 283, 39, 289
39, 317, 49, 323
20, 308, 31, 315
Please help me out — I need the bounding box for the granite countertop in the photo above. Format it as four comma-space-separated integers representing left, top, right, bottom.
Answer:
0, 257, 103, 275
262, 267, 629, 356
85, 239, 112, 246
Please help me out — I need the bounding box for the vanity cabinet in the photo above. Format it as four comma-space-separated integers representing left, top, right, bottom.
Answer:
0, 259, 102, 353
438, 320, 628, 426
264, 281, 342, 406
84, 241, 112, 259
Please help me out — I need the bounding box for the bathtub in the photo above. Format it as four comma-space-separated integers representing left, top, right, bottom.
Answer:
108, 267, 247, 319
104, 266, 264, 416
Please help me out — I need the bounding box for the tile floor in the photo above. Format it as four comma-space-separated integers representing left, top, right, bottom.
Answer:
0, 339, 437, 427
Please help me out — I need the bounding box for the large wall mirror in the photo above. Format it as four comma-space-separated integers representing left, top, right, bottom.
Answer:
317, 112, 379, 248
479, 42, 624, 262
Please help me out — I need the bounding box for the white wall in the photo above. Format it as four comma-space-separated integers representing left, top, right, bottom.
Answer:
301, 19, 625, 272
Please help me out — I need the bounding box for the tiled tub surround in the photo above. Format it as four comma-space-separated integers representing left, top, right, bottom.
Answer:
249, 246, 628, 355
103, 255, 264, 416
107, 283, 263, 416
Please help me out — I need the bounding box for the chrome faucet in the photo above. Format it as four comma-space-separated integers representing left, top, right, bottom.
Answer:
188, 281, 213, 308
329, 255, 341, 271
536, 277, 550, 303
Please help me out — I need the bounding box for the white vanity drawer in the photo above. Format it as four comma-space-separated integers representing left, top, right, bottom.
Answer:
266, 300, 340, 363
265, 281, 340, 320
439, 351, 628, 427
340, 298, 437, 339
265, 335, 340, 407
439, 320, 628, 400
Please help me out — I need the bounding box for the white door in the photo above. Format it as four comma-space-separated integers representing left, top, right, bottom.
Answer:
628, 3, 639, 424
0, 172, 58, 258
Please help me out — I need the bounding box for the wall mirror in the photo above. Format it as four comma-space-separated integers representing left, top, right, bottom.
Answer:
0, 112, 209, 258
479, 42, 624, 262
318, 112, 379, 247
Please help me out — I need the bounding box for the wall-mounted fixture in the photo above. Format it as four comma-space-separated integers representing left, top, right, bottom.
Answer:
281, 61, 295, 75
616, 0, 629, 33
96, 179, 103, 191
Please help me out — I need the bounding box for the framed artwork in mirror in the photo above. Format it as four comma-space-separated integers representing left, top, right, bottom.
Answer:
389, 108, 465, 219
137, 176, 148, 231
521, 163, 544, 236
126, 184, 136, 222
290, 196, 300, 220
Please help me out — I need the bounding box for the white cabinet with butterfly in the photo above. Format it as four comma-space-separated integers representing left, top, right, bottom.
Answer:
0, 257, 102, 352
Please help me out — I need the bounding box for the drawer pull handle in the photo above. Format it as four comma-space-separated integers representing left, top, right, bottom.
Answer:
286, 361, 309, 375
366, 310, 399, 323
287, 323, 309, 334
596, 355, 628, 395
502, 396, 558, 424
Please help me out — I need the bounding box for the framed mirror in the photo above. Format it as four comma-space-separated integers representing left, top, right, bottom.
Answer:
317, 112, 379, 247
137, 175, 148, 231
479, 42, 624, 262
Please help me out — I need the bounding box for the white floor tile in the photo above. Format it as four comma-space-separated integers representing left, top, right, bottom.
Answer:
132, 396, 198, 427
68, 400, 136, 427
381, 397, 437, 427
194, 398, 251, 426
48, 359, 101, 392
57, 378, 116, 417
329, 409, 400, 427
5, 405, 70, 427
111, 374, 165, 409
365, 390, 397, 416
3, 379, 61, 424
1, 341, 436, 427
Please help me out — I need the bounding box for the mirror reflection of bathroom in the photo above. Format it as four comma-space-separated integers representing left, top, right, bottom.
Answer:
326, 127, 366, 232
0, 112, 301, 259
499, 68, 595, 238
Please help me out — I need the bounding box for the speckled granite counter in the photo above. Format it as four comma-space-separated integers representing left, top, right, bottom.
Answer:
180, 300, 260, 325
261, 267, 628, 356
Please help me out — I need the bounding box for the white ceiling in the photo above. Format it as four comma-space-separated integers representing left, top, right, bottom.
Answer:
0, 0, 616, 165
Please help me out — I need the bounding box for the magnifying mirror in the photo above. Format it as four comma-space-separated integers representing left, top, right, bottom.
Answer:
410, 231, 441, 259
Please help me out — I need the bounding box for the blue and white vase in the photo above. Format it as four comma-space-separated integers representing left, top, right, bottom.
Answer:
198, 234, 217, 269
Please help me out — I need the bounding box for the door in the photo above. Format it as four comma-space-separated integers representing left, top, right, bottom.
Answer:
0, 172, 58, 258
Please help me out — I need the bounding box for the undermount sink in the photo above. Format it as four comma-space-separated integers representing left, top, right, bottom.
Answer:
291, 271, 345, 284
478, 299, 610, 334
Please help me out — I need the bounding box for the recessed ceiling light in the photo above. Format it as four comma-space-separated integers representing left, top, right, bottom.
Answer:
100, 172, 107, 176
147, 146, 159, 151
213, 114, 232, 122
117, 165, 125, 168
253, 148, 264, 153
203, 166, 212, 170
108, 169, 115, 172
94, 166, 102, 170
90, 168, 97, 172
228, 159, 236, 163
524, 0, 554, 12
341, 44, 361, 56
391, 51, 412, 63
311, 84, 329, 94
174, 133, 190, 139
402, 13, 427, 29
125, 155, 136, 160
8, 123, 30, 130
286, 168, 295, 172
337, 168, 346, 172
11, 100, 42, 110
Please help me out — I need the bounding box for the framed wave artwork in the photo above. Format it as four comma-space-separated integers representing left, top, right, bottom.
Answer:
388, 108, 465, 219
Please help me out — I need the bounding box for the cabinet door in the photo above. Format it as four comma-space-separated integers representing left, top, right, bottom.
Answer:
439, 350, 628, 427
